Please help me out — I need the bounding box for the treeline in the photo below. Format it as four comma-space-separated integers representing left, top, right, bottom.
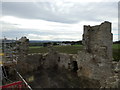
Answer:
113, 40, 120, 44
29, 40, 82, 47
62, 41, 82, 45
29, 42, 43, 46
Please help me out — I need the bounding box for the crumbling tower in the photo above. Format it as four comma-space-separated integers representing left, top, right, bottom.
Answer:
77, 21, 113, 87
82, 21, 113, 61
16, 37, 29, 56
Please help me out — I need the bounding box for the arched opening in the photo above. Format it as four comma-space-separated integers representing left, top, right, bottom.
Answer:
72, 61, 78, 72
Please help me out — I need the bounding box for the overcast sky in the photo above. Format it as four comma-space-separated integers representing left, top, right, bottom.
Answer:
1, 0, 119, 41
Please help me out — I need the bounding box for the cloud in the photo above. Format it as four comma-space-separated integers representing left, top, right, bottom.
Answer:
1, 15, 118, 41
1, 22, 19, 32
2, 0, 120, 2
26, 33, 81, 41
2, 1, 118, 24
1, 1, 119, 41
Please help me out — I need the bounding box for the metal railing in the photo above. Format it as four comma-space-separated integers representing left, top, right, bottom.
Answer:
0, 81, 27, 89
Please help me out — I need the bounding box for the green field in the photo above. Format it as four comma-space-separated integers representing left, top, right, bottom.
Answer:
28, 45, 83, 54
112, 44, 120, 61
28, 46, 48, 53
112, 44, 120, 49
28, 44, 120, 61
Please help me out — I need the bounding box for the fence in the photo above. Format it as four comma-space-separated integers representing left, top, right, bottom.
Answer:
0, 81, 27, 89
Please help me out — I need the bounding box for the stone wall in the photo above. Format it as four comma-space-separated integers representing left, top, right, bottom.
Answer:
77, 21, 114, 87
83, 21, 113, 61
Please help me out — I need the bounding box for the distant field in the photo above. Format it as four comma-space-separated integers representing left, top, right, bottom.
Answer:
54, 45, 83, 54
112, 44, 120, 61
29, 46, 43, 48
29, 45, 83, 54
29, 44, 120, 61
29, 46, 48, 53
112, 44, 120, 49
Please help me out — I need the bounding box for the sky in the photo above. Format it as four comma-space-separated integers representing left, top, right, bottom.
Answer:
0, 0, 120, 41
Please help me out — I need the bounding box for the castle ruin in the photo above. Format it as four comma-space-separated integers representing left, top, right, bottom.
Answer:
83, 21, 112, 60
77, 21, 114, 87
2, 21, 119, 88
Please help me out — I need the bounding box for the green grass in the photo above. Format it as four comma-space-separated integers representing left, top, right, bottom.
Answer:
29, 44, 120, 61
28, 45, 83, 54
54, 45, 83, 54
29, 46, 43, 48
112, 44, 120, 49
28, 46, 48, 53
112, 44, 120, 61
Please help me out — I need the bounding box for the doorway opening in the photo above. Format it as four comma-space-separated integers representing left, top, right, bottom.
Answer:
72, 61, 78, 72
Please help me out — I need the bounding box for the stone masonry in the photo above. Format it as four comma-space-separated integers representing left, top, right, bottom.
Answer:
77, 21, 114, 87
83, 21, 113, 61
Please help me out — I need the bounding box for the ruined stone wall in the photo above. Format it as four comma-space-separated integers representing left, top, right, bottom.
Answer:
83, 21, 113, 61
43, 50, 77, 71
17, 37, 29, 56
17, 52, 78, 74
78, 21, 114, 87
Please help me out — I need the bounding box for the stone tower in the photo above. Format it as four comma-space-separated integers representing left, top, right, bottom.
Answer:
82, 21, 113, 61
76, 21, 113, 87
